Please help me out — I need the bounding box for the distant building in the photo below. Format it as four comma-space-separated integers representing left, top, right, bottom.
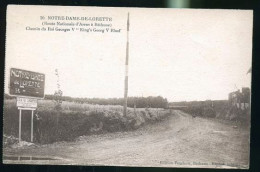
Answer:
228, 87, 250, 110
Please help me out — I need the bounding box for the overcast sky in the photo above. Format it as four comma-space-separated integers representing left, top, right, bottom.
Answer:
5, 6, 252, 102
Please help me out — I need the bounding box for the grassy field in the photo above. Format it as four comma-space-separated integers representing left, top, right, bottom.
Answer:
3, 99, 170, 146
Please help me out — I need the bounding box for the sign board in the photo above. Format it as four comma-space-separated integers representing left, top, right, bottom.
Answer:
17, 97, 38, 108
9, 68, 45, 98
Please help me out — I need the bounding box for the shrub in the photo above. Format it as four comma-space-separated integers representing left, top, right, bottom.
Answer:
3, 99, 170, 145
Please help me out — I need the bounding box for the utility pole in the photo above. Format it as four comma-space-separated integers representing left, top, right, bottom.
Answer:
124, 13, 130, 116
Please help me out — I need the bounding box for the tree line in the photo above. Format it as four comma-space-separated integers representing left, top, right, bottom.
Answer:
5, 94, 168, 109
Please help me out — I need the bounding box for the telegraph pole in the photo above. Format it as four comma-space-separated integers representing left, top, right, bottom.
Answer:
124, 13, 130, 116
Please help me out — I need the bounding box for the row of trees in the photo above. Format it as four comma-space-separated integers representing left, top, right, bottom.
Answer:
169, 100, 228, 107
44, 95, 168, 108
4, 94, 168, 109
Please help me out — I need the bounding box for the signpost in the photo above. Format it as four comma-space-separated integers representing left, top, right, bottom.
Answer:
9, 68, 45, 143
17, 97, 38, 142
17, 97, 38, 108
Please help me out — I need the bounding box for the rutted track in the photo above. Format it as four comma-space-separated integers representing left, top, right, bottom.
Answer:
3, 110, 250, 168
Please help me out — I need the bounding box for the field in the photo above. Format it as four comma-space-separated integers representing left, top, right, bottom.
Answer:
3, 99, 170, 146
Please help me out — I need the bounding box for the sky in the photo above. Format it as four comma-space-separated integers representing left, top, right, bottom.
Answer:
5, 6, 253, 102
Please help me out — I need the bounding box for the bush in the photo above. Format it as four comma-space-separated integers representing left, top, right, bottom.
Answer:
203, 107, 216, 118
3, 99, 170, 145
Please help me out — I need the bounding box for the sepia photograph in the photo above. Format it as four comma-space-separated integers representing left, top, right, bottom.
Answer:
3, 5, 252, 169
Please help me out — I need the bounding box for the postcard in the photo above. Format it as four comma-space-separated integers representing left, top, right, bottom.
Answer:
3, 5, 252, 169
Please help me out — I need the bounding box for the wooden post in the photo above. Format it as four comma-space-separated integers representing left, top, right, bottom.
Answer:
19, 109, 22, 142
31, 110, 34, 142
123, 12, 130, 116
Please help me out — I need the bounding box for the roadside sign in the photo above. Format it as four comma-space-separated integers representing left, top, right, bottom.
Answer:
9, 68, 45, 143
9, 68, 45, 98
17, 97, 38, 108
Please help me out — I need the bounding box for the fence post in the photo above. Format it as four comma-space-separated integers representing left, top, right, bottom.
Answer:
19, 109, 22, 142
31, 110, 34, 142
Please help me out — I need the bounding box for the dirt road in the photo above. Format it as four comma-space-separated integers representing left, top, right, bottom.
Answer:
3, 110, 250, 168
